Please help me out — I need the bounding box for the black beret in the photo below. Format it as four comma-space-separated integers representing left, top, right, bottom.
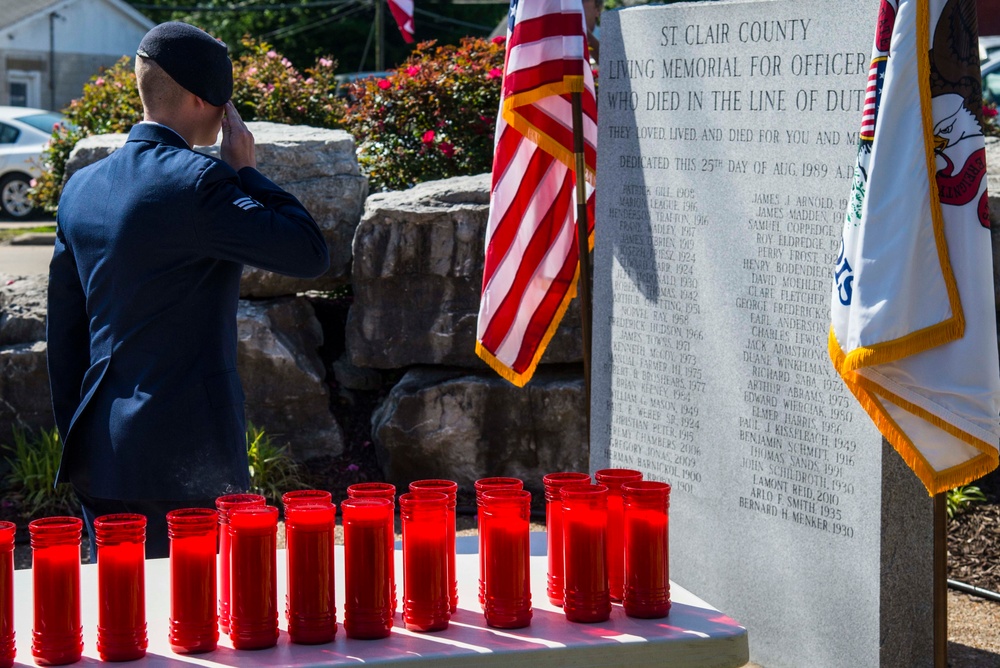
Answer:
137, 22, 233, 106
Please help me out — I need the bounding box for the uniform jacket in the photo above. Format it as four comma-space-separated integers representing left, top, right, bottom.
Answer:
47, 122, 330, 500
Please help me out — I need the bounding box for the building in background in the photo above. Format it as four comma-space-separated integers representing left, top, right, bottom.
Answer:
0, 0, 153, 111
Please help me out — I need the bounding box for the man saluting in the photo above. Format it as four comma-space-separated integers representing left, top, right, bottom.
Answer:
46, 22, 330, 558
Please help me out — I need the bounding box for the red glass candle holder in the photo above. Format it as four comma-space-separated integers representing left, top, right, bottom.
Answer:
595, 469, 643, 602
167, 508, 219, 654
285, 503, 337, 644
346, 483, 396, 614
622, 481, 671, 619
0, 522, 15, 668
542, 472, 590, 606
342, 498, 394, 639
408, 479, 458, 613
346, 482, 396, 502
281, 489, 333, 511
95, 514, 147, 661
228, 506, 279, 650
474, 477, 523, 609
215, 493, 265, 634
29, 516, 83, 666
482, 489, 532, 629
399, 492, 450, 632
560, 484, 611, 623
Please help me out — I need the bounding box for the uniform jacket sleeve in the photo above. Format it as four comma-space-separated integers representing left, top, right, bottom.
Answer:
46, 223, 91, 440
191, 160, 331, 277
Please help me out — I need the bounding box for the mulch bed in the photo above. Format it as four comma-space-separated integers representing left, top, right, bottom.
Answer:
947, 468, 1000, 594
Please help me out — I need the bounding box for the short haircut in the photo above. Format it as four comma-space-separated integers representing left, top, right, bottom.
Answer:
135, 56, 189, 114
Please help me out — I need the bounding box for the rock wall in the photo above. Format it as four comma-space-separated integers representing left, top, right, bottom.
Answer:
371, 367, 587, 496
347, 174, 583, 369
348, 174, 589, 489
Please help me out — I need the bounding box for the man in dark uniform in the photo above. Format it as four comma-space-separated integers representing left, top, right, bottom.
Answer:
46, 22, 330, 558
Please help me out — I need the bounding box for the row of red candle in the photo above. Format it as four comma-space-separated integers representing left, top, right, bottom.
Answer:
0, 472, 669, 666
543, 470, 672, 622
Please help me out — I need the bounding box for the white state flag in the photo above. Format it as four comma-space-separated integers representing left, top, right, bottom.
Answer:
829, 0, 1000, 494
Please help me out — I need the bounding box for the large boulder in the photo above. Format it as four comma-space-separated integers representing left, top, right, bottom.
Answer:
0, 275, 47, 346
0, 342, 53, 448
65, 122, 367, 296
371, 366, 587, 495
237, 297, 343, 460
347, 174, 583, 369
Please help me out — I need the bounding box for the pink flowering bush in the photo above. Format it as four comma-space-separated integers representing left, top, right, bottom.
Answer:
232, 37, 343, 129
984, 102, 1000, 138
343, 36, 505, 191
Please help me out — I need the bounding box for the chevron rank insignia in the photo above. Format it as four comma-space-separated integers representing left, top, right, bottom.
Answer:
233, 196, 263, 211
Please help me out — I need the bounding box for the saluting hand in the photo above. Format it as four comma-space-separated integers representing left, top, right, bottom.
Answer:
221, 101, 256, 171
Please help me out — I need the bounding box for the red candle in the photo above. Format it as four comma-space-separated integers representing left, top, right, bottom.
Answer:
542, 472, 590, 606
29, 516, 83, 666
215, 493, 266, 635
342, 498, 394, 639
622, 481, 671, 619
408, 479, 458, 613
95, 514, 147, 661
228, 506, 279, 650
595, 469, 643, 602
167, 508, 219, 654
474, 477, 523, 609
561, 484, 611, 623
0, 521, 15, 668
281, 489, 333, 510
400, 492, 449, 632
346, 483, 396, 615
482, 489, 532, 629
285, 503, 337, 644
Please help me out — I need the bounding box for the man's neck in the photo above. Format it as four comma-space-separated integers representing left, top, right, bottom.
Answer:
139, 118, 190, 147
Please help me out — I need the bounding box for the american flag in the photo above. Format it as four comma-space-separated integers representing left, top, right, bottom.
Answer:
475, 0, 597, 387
387, 0, 414, 43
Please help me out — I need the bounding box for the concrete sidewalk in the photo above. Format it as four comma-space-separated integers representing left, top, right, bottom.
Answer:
0, 219, 55, 274
0, 244, 52, 275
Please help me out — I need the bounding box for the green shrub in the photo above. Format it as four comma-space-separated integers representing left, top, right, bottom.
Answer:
30, 57, 140, 213
343, 36, 505, 192
946, 484, 987, 519
30, 40, 344, 214
2, 427, 78, 518
246, 423, 306, 505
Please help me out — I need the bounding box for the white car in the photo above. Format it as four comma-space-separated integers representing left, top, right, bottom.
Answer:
984, 55, 1000, 107
0, 106, 65, 219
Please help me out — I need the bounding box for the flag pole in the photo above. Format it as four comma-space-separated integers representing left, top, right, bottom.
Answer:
933, 492, 947, 668
571, 91, 592, 442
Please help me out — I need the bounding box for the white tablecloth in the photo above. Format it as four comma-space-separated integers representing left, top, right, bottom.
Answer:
9, 533, 749, 667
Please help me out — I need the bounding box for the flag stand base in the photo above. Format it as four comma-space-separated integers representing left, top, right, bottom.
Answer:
934, 492, 947, 668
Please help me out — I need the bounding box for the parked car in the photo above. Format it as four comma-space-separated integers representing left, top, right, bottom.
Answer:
984, 54, 1000, 106
980, 35, 1000, 63
334, 71, 389, 101
0, 106, 65, 219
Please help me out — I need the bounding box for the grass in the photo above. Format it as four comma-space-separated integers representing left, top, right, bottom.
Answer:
2, 426, 78, 518
0, 225, 56, 244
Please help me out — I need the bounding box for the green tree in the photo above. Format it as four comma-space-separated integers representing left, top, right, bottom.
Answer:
125, 0, 507, 71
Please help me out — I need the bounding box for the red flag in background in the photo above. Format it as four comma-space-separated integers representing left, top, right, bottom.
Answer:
475, 0, 597, 387
387, 0, 414, 43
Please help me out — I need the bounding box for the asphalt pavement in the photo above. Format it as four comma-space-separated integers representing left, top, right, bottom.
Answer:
0, 219, 56, 276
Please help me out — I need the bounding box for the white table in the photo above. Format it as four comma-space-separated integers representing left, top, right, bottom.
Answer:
10, 534, 748, 667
